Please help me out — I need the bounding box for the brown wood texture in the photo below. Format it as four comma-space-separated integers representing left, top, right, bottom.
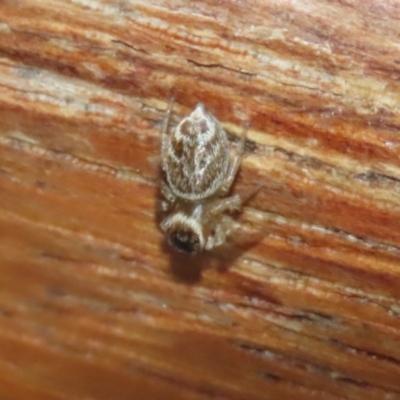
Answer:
1, 1, 400, 399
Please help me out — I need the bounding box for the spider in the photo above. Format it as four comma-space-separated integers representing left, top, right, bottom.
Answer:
159, 100, 255, 254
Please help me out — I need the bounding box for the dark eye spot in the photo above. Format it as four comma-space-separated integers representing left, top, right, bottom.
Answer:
180, 120, 191, 136
198, 119, 209, 135
169, 230, 201, 254
172, 137, 184, 158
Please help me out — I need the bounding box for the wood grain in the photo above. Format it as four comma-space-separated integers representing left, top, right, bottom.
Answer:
1, 1, 400, 399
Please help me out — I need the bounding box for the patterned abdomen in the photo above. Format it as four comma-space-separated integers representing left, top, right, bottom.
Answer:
164, 104, 230, 200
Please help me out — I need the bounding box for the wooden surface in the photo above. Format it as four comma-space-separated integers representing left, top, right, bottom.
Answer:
1, 1, 400, 399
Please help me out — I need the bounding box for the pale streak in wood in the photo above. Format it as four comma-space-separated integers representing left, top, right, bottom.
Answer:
0, 1, 400, 399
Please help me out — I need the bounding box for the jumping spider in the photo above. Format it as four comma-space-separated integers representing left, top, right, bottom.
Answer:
159, 100, 255, 254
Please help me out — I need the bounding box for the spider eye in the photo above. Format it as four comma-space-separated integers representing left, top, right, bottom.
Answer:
169, 230, 201, 254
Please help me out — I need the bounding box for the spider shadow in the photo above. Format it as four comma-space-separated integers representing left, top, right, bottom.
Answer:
160, 236, 257, 284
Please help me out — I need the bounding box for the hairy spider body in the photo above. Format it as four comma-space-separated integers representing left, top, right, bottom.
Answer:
160, 101, 249, 254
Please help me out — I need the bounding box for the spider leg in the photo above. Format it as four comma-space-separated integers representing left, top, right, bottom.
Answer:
205, 215, 236, 250
160, 179, 176, 204
218, 122, 248, 196
207, 185, 263, 233
161, 97, 175, 165
208, 194, 242, 216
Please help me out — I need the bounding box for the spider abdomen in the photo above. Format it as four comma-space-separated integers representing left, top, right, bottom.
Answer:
163, 103, 230, 201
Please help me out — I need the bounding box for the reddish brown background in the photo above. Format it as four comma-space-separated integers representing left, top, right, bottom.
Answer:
1, 1, 400, 399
